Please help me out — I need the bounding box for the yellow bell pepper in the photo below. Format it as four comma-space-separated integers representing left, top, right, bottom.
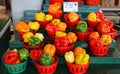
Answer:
75, 53, 90, 65
23, 32, 34, 43
28, 22, 40, 31
52, 19, 61, 25
34, 33, 44, 42
87, 12, 97, 22
45, 14, 53, 21
35, 12, 45, 21
101, 34, 112, 45
56, 22, 67, 32
55, 31, 67, 38
64, 51, 75, 63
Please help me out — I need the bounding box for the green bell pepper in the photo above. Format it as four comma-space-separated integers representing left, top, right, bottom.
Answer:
18, 48, 29, 61
40, 54, 53, 66
76, 21, 88, 32
28, 37, 42, 46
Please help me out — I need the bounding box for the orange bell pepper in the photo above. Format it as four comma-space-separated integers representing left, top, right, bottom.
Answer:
89, 32, 100, 40
68, 12, 79, 22
67, 32, 77, 44
43, 44, 56, 56
56, 22, 67, 32
74, 47, 86, 56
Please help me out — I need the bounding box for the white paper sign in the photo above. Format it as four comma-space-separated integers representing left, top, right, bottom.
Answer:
63, 2, 78, 12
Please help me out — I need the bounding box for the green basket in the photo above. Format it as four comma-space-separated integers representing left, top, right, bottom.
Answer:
3, 59, 28, 74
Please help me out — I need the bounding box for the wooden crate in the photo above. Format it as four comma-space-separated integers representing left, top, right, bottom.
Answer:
118, 0, 120, 6
101, 0, 115, 7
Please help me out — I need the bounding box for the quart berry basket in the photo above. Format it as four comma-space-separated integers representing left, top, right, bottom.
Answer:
68, 0, 82, 6
46, 31, 56, 41
34, 56, 58, 74
23, 40, 45, 51
64, 13, 81, 30
55, 43, 74, 56
49, 0, 64, 5
105, 29, 117, 39
66, 61, 90, 74
37, 20, 51, 29
87, 19, 100, 29
3, 59, 28, 74
85, 0, 100, 6
48, 11, 63, 19
89, 45, 110, 56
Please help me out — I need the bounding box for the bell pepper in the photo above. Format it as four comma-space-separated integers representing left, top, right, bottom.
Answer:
96, 11, 105, 21
28, 37, 41, 46
18, 48, 29, 61
101, 34, 112, 45
4, 51, 18, 64
35, 12, 45, 21
45, 23, 58, 34
52, 19, 61, 25
64, 51, 75, 63
67, 32, 77, 44
54, 36, 69, 47
87, 12, 97, 22
76, 21, 88, 32
74, 47, 86, 56
30, 49, 43, 61
16, 21, 30, 32
34, 33, 44, 42
43, 44, 56, 57
75, 53, 90, 65
89, 38, 103, 47
89, 32, 100, 40
56, 22, 67, 32
68, 12, 79, 22
28, 22, 40, 31
45, 14, 53, 21
103, 20, 114, 29
40, 54, 53, 66
55, 31, 67, 38
23, 32, 34, 43
15, 58, 21, 64
97, 20, 111, 34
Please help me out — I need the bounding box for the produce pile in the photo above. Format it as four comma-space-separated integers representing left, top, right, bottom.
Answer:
3, 0, 117, 74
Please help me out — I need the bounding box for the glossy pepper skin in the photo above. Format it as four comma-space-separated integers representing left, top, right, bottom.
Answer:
52, 19, 61, 25
55, 31, 67, 38
35, 12, 45, 21
76, 21, 88, 32
74, 47, 86, 57
28, 37, 42, 46
23, 32, 34, 43
67, 32, 77, 44
43, 44, 56, 57
89, 38, 103, 47
97, 20, 111, 34
101, 34, 112, 45
75, 53, 90, 65
56, 22, 67, 32
18, 48, 29, 61
45, 14, 53, 21
45, 23, 58, 34
28, 22, 40, 31
54, 36, 69, 47
89, 32, 100, 40
4, 51, 18, 64
40, 54, 53, 66
64, 51, 75, 63
96, 11, 105, 21
30, 49, 43, 61
34, 33, 44, 42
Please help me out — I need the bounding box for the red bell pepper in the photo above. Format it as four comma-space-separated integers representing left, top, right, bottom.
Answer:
30, 49, 43, 61
54, 36, 69, 47
89, 38, 103, 47
45, 23, 58, 34
4, 51, 18, 64
97, 20, 111, 34
96, 11, 105, 20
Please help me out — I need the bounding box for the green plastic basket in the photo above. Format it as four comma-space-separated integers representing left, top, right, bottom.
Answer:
3, 59, 28, 74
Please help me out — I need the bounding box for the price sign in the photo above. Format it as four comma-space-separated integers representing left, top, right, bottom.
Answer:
63, 2, 78, 12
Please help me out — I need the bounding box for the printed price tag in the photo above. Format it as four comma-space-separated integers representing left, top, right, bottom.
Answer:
63, 2, 78, 12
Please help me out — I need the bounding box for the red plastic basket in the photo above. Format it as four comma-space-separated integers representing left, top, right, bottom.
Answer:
34, 56, 58, 74
87, 19, 100, 29
85, 0, 100, 6
37, 20, 51, 29
89, 45, 110, 56
46, 31, 55, 41
68, 0, 82, 6
49, 0, 64, 5
64, 14, 81, 30
105, 29, 117, 39
55, 43, 74, 56
23, 40, 45, 51
48, 11, 63, 19
66, 61, 90, 74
